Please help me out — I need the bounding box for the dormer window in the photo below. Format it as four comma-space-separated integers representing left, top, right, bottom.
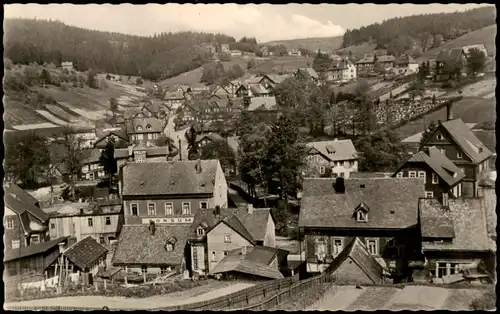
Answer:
457, 152, 462, 159
165, 237, 177, 251
356, 211, 368, 222
196, 226, 205, 236
136, 125, 143, 131
146, 124, 152, 131
436, 134, 444, 140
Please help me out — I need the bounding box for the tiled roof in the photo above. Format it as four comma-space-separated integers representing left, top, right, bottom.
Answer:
244, 246, 282, 265
229, 208, 272, 242
212, 85, 230, 96
436, 48, 464, 63
64, 236, 108, 271
112, 225, 190, 266
249, 84, 269, 95
4, 237, 69, 262
306, 140, 358, 162
80, 148, 102, 165
296, 68, 319, 79
4, 183, 48, 223
395, 146, 465, 187
126, 117, 164, 134
210, 253, 284, 279
299, 178, 425, 228
248, 97, 277, 111
94, 128, 129, 147
219, 215, 255, 244
331, 59, 354, 70
114, 146, 168, 160
165, 90, 185, 100
121, 160, 219, 196
264, 74, 290, 85
395, 54, 417, 65
349, 172, 391, 179
356, 55, 396, 64
196, 132, 224, 144
4, 182, 39, 206
401, 123, 477, 144
419, 198, 492, 252
438, 118, 493, 163
329, 237, 383, 284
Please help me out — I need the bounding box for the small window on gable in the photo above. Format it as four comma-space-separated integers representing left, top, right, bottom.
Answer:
224, 234, 231, 243
457, 152, 462, 159
436, 134, 444, 140
146, 124, 152, 130
396, 172, 404, 178
357, 211, 368, 222
136, 125, 143, 131
196, 226, 205, 236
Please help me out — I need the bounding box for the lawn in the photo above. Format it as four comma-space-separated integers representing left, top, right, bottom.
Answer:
337, 43, 387, 58
249, 56, 312, 75
345, 287, 401, 310
264, 36, 343, 53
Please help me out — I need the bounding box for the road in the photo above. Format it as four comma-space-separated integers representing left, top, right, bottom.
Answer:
308, 285, 365, 310
4, 283, 254, 310
164, 115, 189, 161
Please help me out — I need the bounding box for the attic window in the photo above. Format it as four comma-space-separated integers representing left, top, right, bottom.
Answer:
196, 226, 205, 236
136, 125, 143, 131
146, 124, 152, 130
360, 184, 365, 188
436, 134, 444, 140
356, 211, 368, 222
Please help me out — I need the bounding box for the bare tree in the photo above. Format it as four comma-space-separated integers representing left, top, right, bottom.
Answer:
62, 127, 84, 201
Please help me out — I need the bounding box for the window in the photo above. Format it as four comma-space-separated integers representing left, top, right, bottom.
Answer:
130, 203, 139, 216
224, 251, 229, 256
200, 202, 208, 209
165, 203, 173, 215
224, 234, 231, 243
396, 172, 404, 178
340, 172, 345, 178
165, 243, 174, 251
99, 236, 105, 244
136, 125, 143, 131
356, 211, 368, 222
436, 134, 444, 140
31, 235, 40, 244
88, 218, 93, 227
196, 227, 205, 236
440, 148, 446, 155
153, 133, 159, 139
457, 152, 463, 159
332, 238, 343, 256
146, 124, 152, 130
211, 251, 217, 262
319, 166, 326, 175
105, 217, 111, 225
409, 171, 417, 178
141, 266, 148, 274
50, 222, 55, 230
182, 202, 191, 215
160, 267, 168, 274
425, 191, 434, 198
418, 171, 426, 183
148, 203, 156, 216
366, 239, 379, 255
432, 173, 439, 184
12, 240, 20, 249
137, 134, 144, 140
6, 220, 14, 229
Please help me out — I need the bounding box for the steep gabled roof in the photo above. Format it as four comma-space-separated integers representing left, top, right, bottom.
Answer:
328, 237, 383, 284
248, 96, 277, 111
121, 160, 219, 196
210, 249, 284, 279
296, 68, 319, 79
126, 117, 164, 134
64, 236, 108, 271
395, 54, 418, 65
216, 215, 255, 244
4, 183, 48, 223
299, 178, 424, 229
228, 208, 273, 242
4, 237, 69, 263
306, 140, 358, 162
436, 48, 466, 63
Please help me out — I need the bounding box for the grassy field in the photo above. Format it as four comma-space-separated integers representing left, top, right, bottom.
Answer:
337, 43, 387, 58
264, 36, 343, 53
249, 56, 312, 75
418, 24, 497, 61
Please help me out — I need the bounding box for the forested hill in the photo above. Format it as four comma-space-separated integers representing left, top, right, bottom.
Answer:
342, 6, 496, 50
3, 18, 237, 81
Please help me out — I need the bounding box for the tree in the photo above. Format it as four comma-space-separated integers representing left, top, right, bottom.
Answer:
4, 132, 50, 188
61, 129, 84, 201
247, 58, 256, 69
136, 77, 143, 86
469, 290, 495, 310
417, 32, 432, 52
109, 97, 118, 120
419, 120, 438, 150
312, 50, 332, 73
200, 61, 226, 85
87, 70, 98, 88
98, 138, 117, 187
467, 48, 486, 76
226, 64, 244, 80
355, 130, 407, 172
200, 140, 236, 175
40, 68, 52, 87
185, 125, 199, 160
409, 81, 425, 101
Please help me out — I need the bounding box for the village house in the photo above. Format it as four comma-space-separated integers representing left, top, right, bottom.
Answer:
299, 177, 425, 282
260, 46, 269, 57
79, 148, 105, 181
305, 139, 359, 178
224, 80, 241, 96
115, 145, 170, 168
196, 132, 224, 150
294, 68, 320, 84
392, 54, 419, 75
93, 127, 129, 149
393, 146, 466, 199
47, 142, 71, 184
188, 205, 277, 277
62, 236, 109, 285
206, 43, 217, 55
221, 44, 230, 54
420, 106, 493, 197
246, 96, 279, 121
136, 101, 169, 119
288, 48, 302, 57
418, 197, 495, 282
164, 90, 186, 110
258, 74, 290, 90
462, 44, 488, 58
126, 117, 164, 146
4, 183, 49, 249
47, 199, 123, 245
434, 48, 468, 81
4, 236, 74, 288
71, 126, 98, 149
356, 55, 396, 73
61, 61, 74, 72
230, 50, 242, 57
210, 85, 231, 99
326, 58, 357, 83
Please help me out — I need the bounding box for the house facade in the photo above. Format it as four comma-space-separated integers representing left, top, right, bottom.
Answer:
326, 59, 357, 82
61, 61, 74, 72
126, 117, 164, 146
434, 48, 468, 81
164, 91, 186, 110
288, 49, 302, 57
305, 139, 359, 178
356, 55, 395, 73
93, 128, 129, 149
299, 177, 425, 282
393, 54, 419, 75
80, 148, 105, 181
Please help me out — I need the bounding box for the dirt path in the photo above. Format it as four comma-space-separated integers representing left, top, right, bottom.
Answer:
309, 285, 364, 311
4, 283, 254, 310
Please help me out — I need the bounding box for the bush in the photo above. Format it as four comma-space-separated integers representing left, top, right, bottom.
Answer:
469, 290, 496, 310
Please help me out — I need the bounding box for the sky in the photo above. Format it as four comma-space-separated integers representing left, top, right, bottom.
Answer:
4, 3, 493, 42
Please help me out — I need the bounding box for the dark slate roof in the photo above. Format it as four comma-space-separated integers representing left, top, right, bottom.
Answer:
436, 118, 493, 164
126, 117, 164, 134
229, 208, 273, 242
188, 209, 222, 240
395, 54, 417, 65
112, 225, 190, 266
210, 252, 284, 279
299, 178, 425, 229
114, 146, 168, 160
297, 68, 319, 79
94, 128, 129, 147
121, 160, 219, 196
436, 48, 465, 63
219, 215, 255, 244
4, 183, 48, 223
80, 148, 102, 165
244, 246, 283, 265
394, 146, 465, 187
64, 236, 108, 271
4, 237, 69, 262
328, 237, 383, 284
306, 140, 358, 162
248, 96, 277, 111
419, 198, 493, 252
349, 172, 391, 179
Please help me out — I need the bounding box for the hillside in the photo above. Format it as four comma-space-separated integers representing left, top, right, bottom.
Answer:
417, 24, 497, 61
263, 36, 343, 53
3, 18, 237, 81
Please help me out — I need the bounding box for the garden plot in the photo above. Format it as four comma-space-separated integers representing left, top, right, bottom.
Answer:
442, 288, 485, 310
45, 105, 82, 123
345, 287, 400, 310
35, 110, 70, 126
58, 102, 104, 121
385, 286, 450, 310
12, 123, 60, 131
444, 78, 496, 99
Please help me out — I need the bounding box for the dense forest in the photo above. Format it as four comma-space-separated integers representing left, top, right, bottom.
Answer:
342, 6, 496, 51
3, 18, 237, 81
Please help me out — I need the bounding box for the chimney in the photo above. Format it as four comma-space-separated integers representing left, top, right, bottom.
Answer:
79, 208, 84, 215
58, 242, 66, 254
178, 139, 182, 160
242, 246, 247, 255
127, 145, 133, 157
247, 204, 254, 214
149, 220, 156, 235
479, 147, 483, 153
195, 159, 202, 174
446, 102, 453, 121
67, 236, 77, 247
214, 205, 221, 217
423, 146, 430, 156
333, 177, 345, 194
442, 192, 449, 208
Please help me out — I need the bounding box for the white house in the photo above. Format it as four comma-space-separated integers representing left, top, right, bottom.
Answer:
393, 54, 419, 75
327, 59, 357, 82
230, 50, 242, 57
305, 139, 359, 178
462, 44, 488, 58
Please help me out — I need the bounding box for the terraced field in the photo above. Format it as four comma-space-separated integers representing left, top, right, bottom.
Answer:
45, 105, 82, 123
